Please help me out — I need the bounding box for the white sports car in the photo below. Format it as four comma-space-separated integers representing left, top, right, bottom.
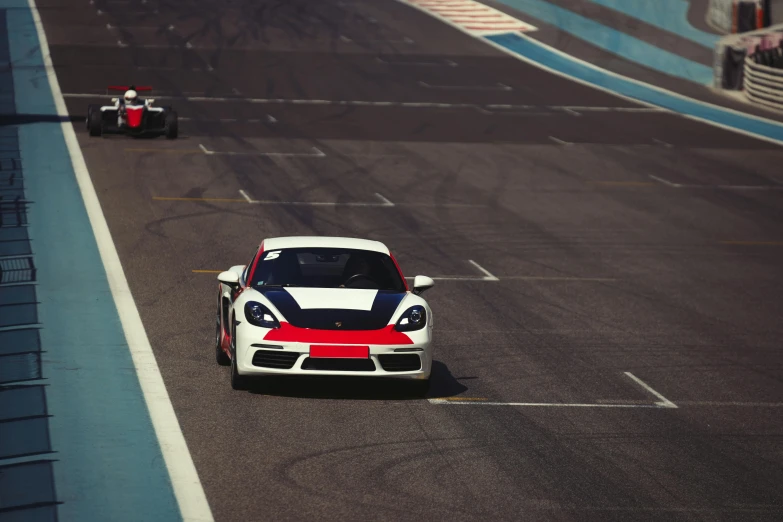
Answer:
215, 236, 435, 394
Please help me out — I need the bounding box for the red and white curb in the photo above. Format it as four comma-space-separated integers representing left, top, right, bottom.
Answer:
403, 0, 537, 35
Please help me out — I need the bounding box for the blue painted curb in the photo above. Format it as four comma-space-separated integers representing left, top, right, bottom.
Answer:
493, 0, 714, 84
485, 32, 783, 145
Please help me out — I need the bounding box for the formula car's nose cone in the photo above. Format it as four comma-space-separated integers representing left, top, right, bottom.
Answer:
125, 105, 144, 127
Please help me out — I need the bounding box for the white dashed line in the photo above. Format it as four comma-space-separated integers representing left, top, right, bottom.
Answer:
652, 138, 673, 147
198, 145, 325, 158
548, 136, 572, 145
418, 80, 512, 91
374, 193, 395, 207
468, 259, 499, 281
624, 372, 678, 408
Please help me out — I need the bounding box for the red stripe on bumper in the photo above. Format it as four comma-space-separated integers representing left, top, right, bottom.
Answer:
263, 323, 413, 345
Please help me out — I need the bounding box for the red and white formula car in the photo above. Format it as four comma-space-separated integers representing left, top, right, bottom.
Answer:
86, 85, 178, 139
214, 236, 436, 394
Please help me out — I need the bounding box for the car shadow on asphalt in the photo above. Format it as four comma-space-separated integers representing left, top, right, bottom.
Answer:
245, 360, 468, 400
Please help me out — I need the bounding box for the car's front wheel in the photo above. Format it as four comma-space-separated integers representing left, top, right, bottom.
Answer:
215, 303, 230, 366
229, 317, 247, 390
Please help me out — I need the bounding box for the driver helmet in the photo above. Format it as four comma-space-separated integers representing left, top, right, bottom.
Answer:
124, 89, 138, 104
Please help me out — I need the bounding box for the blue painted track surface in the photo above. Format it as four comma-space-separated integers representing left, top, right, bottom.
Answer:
0, 1, 180, 520
485, 32, 783, 144
589, 0, 720, 48
493, 0, 715, 84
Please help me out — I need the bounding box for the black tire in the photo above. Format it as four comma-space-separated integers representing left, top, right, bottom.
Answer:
215, 302, 230, 366
164, 110, 178, 139
88, 107, 103, 137
229, 317, 247, 390
409, 378, 431, 398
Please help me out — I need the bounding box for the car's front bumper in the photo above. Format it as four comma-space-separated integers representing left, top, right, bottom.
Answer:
235, 323, 432, 380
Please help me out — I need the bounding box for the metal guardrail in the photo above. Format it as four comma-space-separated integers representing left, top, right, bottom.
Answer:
743, 51, 783, 110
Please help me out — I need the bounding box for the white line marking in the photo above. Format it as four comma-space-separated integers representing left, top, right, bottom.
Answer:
374, 193, 395, 206
713, 185, 783, 190
549, 136, 571, 145
418, 80, 512, 91
200, 147, 325, 158
675, 401, 783, 407
266, 114, 277, 123
25, 0, 215, 519
648, 174, 783, 190
61, 93, 669, 114
250, 200, 391, 207
428, 399, 664, 407
624, 372, 677, 408
648, 174, 681, 187
117, 40, 127, 47
231, 88, 241, 96
652, 138, 673, 147
340, 35, 352, 42
238, 190, 254, 203
501, 276, 616, 281
376, 56, 458, 67
563, 106, 667, 112
468, 259, 499, 281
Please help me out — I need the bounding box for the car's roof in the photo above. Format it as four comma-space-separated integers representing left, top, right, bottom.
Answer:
261, 236, 390, 254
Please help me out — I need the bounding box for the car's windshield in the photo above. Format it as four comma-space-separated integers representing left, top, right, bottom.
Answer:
248, 247, 406, 292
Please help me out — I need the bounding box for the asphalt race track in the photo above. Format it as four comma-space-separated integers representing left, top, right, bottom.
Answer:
40, 0, 783, 519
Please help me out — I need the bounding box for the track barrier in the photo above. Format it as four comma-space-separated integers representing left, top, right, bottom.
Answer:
709, 0, 777, 33
714, 22, 783, 111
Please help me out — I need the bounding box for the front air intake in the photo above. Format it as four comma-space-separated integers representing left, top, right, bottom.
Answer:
378, 354, 421, 372
252, 350, 299, 369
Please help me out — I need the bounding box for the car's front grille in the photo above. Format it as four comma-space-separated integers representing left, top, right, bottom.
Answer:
252, 350, 299, 369
300, 358, 376, 371
378, 354, 421, 372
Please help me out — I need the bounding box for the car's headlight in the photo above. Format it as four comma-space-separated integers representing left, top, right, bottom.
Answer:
394, 305, 426, 332
244, 301, 280, 328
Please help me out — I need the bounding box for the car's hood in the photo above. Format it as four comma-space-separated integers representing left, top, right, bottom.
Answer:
256, 287, 406, 330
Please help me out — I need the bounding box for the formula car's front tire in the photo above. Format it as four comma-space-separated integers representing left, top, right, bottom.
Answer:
164, 110, 178, 139
88, 107, 102, 137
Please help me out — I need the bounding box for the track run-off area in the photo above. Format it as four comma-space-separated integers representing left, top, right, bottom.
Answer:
4, 0, 783, 520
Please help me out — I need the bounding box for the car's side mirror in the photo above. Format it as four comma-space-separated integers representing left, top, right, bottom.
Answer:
217, 271, 240, 287
412, 275, 434, 295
